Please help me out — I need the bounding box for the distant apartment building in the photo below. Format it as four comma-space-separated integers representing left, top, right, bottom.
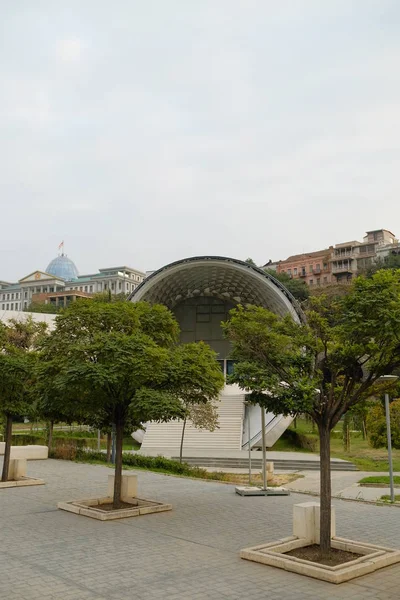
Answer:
272, 228, 397, 287
331, 229, 397, 283
276, 248, 332, 287
0, 251, 146, 312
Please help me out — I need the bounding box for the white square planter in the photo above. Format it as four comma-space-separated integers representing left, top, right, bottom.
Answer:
240, 502, 400, 584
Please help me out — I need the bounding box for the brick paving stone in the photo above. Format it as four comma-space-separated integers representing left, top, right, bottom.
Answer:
1, 457, 400, 599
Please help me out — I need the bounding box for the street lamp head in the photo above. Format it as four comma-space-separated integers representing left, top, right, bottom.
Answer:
378, 375, 399, 382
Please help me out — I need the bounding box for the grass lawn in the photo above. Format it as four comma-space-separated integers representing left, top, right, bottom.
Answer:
359, 476, 400, 485
381, 495, 400, 502
270, 417, 400, 472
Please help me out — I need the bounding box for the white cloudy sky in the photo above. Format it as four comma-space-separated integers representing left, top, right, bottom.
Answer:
1, 1, 400, 280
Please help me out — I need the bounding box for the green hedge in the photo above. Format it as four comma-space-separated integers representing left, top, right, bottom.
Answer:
12, 433, 98, 449
282, 428, 317, 452
49, 447, 218, 479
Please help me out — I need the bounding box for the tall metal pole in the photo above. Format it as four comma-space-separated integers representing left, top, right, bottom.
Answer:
97, 429, 101, 452
261, 406, 267, 491
248, 407, 251, 486
385, 393, 395, 503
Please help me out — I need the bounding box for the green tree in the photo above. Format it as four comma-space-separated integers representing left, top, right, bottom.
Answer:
264, 269, 309, 301
0, 318, 47, 481
223, 270, 400, 554
245, 258, 257, 267
366, 399, 400, 449
39, 300, 224, 507
25, 302, 61, 314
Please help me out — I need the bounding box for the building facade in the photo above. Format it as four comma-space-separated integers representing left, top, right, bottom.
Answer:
129, 256, 304, 453
0, 252, 146, 312
331, 229, 397, 283
273, 228, 397, 287
276, 248, 333, 287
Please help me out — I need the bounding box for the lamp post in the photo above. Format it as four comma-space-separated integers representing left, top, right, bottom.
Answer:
378, 375, 399, 503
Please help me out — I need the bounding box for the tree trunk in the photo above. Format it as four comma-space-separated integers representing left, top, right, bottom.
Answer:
113, 416, 124, 508
318, 423, 332, 554
179, 416, 187, 463
106, 432, 112, 462
47, 420, 54, 450
362, 417, 367, 440
342, 412, 350, 452
1, 413, 13, 482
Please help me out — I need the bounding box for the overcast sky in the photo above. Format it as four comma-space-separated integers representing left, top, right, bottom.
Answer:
1, 1, 399, 280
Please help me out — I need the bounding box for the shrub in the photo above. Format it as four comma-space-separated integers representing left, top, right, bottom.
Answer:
72, 449, 211, 478
367, 399, 400, 449
49, 445, 78, 460
282, 428, 317, 452
12, 434, 45, 446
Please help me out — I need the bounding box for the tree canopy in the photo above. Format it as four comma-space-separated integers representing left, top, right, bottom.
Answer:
264, 269, 309, 301
39, 300, 224, 506
0, 318, 47, 481
223, 269, 400, 552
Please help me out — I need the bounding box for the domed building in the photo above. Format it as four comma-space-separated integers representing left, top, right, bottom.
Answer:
46, 253, 79, 281
129, 256, 304, 454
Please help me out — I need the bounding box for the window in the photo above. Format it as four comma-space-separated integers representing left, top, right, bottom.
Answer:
315, 264, 321, 273
104, 284, 108, 290
293, 268, 298, 275
7, 294, 9, 300
6, 304, 9, 310
90, 285, 93, 292
323, 277, 328, 283
309, 279, 314, 285
80, 287, 83, 291
10, 303, 13, 310
323, 263, 328, 270
317, 278, 321, 286
1, 304, 3, 310
111, 283, 115, 290
84, 286, 88, 292
309, 265, 313, 273
11, 293, 14, 300
119, 282, 122, 290
24, 292, 27, 299
50, 287, 54, 292
287, 269, 292, 276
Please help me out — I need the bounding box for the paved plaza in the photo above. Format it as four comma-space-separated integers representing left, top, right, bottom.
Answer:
0, 458, 400, 599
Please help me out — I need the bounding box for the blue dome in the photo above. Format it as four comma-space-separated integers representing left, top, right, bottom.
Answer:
46, 255, 79, 281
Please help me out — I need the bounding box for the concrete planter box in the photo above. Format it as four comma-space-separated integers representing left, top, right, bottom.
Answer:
58, 474, 172, 520
0, 477, 45, 489
0, 459, 45, 489
240, 502, 400, 584
0, 443, 48, 460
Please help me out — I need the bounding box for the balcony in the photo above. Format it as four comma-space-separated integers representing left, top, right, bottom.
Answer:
331, 263, 354, 274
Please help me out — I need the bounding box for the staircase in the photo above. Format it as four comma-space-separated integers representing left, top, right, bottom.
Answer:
141, 385, 245, 451
170, 456, 358, 471
242, 412, 295, 450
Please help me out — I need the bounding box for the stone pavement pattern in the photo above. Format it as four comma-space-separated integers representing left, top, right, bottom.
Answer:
0, 458, 400, 600
285, 470, 400, 501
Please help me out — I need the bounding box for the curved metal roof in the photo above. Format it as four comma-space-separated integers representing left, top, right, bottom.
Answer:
129, 256, 304, 322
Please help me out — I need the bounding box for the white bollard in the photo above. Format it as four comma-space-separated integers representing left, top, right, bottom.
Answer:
293, 502, 336, 544
108, 474, 138, 500
8, 458, 27, 481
